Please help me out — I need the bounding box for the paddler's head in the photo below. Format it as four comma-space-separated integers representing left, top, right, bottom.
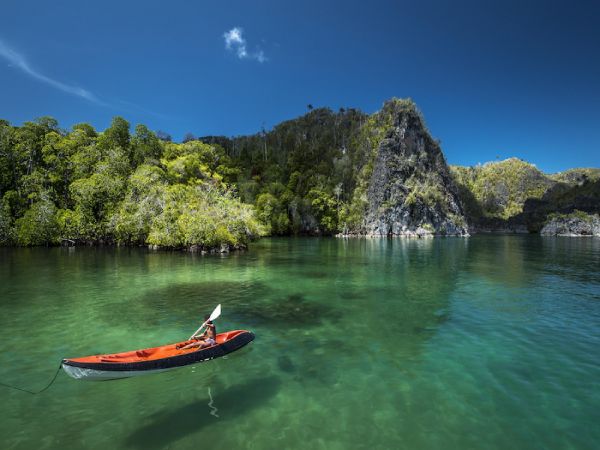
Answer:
205, 314, 212, 324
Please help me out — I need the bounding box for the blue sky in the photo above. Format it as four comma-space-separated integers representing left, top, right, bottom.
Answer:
0, 0, 598, 172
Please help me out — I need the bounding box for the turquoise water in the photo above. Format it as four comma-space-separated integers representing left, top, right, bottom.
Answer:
1, 236, 599, 449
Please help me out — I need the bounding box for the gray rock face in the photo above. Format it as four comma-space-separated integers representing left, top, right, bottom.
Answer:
540, 214, 600, 236
364, 105, 469, 236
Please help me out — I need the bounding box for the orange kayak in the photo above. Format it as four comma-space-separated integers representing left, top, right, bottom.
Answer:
62, 330, 254, 381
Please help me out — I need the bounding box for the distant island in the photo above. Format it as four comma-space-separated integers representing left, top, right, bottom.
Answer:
1, 98, 599, 250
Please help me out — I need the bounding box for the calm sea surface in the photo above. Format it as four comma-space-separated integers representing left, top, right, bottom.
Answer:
1, 236, 599, 450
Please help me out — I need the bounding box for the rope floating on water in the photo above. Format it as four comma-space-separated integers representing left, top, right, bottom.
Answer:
0, 363, 62, 395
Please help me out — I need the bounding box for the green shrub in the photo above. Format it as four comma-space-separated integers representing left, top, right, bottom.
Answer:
15, 198, 58, 245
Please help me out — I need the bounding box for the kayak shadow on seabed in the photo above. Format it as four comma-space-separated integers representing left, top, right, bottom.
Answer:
124, 376, 281, 449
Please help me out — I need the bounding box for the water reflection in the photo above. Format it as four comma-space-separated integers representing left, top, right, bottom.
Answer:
540, 237, 600, 285
463, 235, 600, 288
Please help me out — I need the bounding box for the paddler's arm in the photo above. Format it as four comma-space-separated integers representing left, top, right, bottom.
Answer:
193, 329, 208, 339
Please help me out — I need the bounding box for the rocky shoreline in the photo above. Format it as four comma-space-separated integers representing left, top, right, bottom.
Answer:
540, 213, 600, 237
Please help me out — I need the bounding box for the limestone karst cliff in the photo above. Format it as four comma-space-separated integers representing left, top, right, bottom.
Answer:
362, 100, 468, 236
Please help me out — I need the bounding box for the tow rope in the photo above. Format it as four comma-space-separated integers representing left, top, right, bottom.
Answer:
0, 363, 62, 394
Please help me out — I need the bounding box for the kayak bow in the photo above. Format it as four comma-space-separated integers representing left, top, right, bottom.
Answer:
62, 329, 254, 381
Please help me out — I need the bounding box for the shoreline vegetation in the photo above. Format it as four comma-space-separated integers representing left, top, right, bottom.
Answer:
1, 98, 599, 250
0, 117, 265, 251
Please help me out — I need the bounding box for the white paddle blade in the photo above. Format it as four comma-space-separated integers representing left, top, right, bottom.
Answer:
209, 304, 221, 322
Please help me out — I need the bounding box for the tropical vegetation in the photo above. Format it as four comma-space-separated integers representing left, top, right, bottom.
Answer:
0, 117, 263, 249
2, 99, 598, 247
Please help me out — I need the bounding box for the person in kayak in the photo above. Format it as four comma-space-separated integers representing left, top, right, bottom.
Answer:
177, 315, 217, 350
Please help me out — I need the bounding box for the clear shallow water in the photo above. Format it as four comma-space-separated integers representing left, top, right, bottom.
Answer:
0, 236, 599, 450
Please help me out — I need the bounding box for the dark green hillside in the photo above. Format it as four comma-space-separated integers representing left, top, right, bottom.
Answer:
201, 106, 369, 234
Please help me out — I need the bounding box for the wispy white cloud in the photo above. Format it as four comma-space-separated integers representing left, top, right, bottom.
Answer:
223, 27, 267, 63
0, 39, 101, 103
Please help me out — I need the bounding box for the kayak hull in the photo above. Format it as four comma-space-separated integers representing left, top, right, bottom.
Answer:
61, 365, 174, 381
62, 329, 254, 381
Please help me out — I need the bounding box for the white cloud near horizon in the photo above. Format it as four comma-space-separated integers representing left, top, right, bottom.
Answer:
223, 27, 267, 63
0, 39, 101, 103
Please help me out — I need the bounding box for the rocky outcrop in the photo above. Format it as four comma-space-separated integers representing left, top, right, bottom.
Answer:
540, 213, 600, 236
364, 100, 469, 236
451, 160, 600, 234
518, 178, 600, 232
449, 158, 555, 232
